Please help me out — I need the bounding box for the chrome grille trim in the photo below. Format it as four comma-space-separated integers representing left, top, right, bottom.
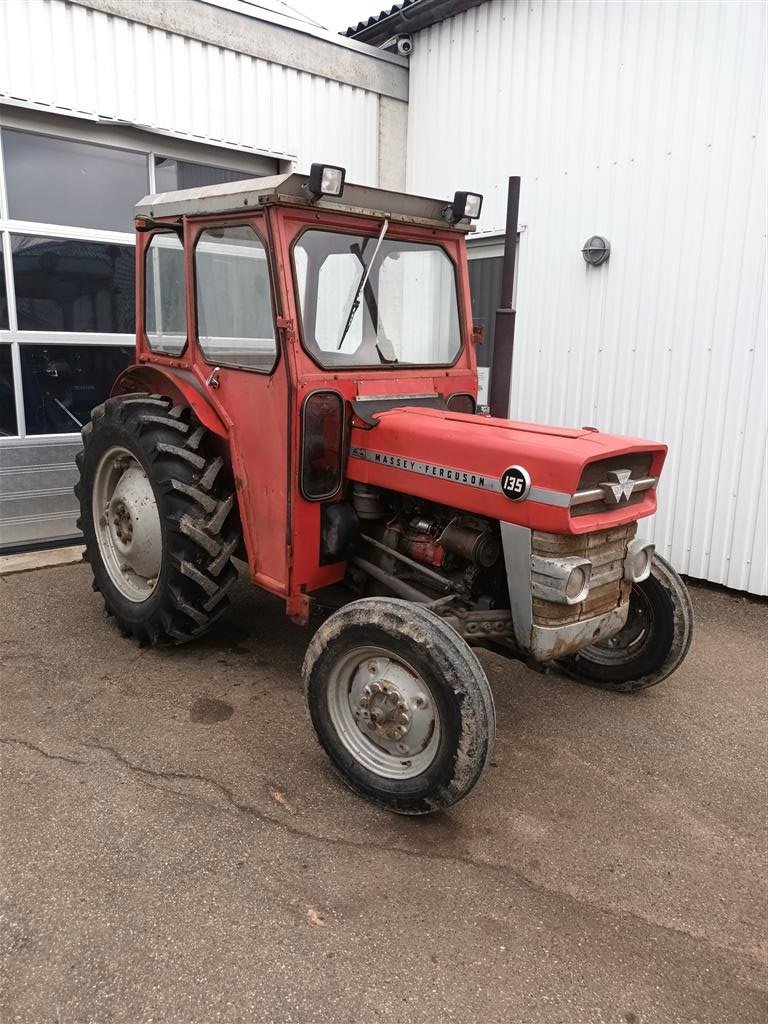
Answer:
571, 475, 657, 507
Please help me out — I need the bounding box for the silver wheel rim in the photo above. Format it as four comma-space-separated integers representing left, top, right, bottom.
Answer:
327, 645, 441, 780
92, 445, 162, 603
580, 586, 654, 665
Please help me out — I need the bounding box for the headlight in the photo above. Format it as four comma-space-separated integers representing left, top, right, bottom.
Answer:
565, 564, 590, 602
531, 554, 592, 605
625, 538, 654, 583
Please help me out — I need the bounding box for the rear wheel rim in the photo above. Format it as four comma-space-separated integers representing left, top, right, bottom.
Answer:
92, 445, 162, 603
327, 645, 441, 780
578, 585, 654, 665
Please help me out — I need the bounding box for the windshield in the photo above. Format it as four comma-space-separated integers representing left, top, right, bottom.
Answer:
293, 229, 462, 368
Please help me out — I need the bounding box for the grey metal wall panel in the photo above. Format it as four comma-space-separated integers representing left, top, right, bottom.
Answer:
0, 439, 81, 548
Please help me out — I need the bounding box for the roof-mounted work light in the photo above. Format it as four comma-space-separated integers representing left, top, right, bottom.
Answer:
308, 163, 346, 198
448, 191, 483, 222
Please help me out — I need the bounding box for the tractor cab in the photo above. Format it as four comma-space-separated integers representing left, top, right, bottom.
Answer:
76, 166, 693, 815
115, 167, 482, 619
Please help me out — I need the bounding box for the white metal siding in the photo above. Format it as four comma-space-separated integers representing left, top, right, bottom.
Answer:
407, 0, 767, 594
0, 0, 380, 183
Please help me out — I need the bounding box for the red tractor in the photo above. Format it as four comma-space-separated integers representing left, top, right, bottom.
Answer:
75, 165, 693, 814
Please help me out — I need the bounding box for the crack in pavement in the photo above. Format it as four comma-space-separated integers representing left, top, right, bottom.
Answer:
0, 737, 89, 768
1, 734, 765, 977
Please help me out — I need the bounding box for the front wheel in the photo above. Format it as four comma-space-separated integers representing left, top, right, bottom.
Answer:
303, 598, 496, 814
559, 554, 693, 692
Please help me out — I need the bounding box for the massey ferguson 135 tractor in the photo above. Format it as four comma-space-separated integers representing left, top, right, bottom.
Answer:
75, 165, 693, 814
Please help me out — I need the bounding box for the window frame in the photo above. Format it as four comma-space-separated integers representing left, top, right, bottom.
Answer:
17, 341, 135, 438
289, 224, 466, 373
192, 221, 279, 376
10, 229, 138, 336
0, 114, 277, 443
143, 228, 188, 358
2, 127, 152, 235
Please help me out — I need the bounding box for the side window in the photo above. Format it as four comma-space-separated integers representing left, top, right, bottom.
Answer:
145, 232, 187, 356
195, 226, 277, 372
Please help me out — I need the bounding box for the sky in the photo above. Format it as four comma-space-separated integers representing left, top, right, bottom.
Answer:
273, 0, 386, 33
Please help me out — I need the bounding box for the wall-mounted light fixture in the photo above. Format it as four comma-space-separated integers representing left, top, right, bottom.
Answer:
582, 235, 610, 266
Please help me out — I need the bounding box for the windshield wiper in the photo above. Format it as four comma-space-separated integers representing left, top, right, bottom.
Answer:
337, 218, 389, 350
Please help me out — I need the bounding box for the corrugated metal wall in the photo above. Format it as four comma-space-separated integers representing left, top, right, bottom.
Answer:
407, 0, 767, 594
0, 0, 380, 182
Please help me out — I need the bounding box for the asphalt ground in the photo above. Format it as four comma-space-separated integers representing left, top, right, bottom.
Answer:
1, 563, 766, 1024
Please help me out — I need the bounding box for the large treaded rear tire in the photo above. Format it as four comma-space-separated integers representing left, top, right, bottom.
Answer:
75, 394, 240, 645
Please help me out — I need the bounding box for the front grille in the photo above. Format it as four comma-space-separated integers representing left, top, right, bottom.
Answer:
571, 453, 655, 517
531, 523, 636, 626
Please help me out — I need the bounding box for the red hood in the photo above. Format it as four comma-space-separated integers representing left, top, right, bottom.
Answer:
347, 407, 667, 534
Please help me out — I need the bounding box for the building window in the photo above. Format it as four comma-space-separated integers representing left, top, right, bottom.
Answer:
11, 235, 135, 334
0, 346, 17, 436
195, 226, 276, 371
19, 344, 133, 435
154, 156, 255, 193
3, 129, 148, 232
0, 239, 8, 331
145, 233, 187, 356
467, 255, 504, 353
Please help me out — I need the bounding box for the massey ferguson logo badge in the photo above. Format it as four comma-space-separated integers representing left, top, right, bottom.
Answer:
600, 469, 636, 504
500, 465, 531, 502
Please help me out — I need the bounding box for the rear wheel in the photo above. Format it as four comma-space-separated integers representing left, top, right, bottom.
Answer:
304, 598, 496, 814
75, 394, 240, 645
559, 554, 693, 692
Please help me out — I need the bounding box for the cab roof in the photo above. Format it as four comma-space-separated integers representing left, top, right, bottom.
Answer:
134, 171, 475, 232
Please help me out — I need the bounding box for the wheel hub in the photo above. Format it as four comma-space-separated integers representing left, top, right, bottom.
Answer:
580, 586, 653, 663
93, 447, 163, 602
358, 679, 412, 741
346, 655, 437, 763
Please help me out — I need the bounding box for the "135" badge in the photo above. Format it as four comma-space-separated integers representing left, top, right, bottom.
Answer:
500, 465, 531, 501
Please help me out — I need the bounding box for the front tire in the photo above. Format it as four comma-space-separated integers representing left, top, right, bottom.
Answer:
559, 554, 693, 692
75, 394, 240, 645
303, 598, 496, 814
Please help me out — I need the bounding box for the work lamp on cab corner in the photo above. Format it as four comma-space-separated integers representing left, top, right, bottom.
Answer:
447, 191, 483, 222
308, 163, 346, 198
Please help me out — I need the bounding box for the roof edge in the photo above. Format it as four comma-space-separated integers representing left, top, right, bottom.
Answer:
345, 0, 486, 44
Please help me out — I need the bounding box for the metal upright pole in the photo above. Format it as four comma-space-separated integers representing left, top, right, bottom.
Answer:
489, 176, 520, 419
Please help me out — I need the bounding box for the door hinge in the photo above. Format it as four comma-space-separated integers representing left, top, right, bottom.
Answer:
275, 315, 295, 339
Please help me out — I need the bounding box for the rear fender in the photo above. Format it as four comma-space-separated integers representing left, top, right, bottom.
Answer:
111, 364, 228, 439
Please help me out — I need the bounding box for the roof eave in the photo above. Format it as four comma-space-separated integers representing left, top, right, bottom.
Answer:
345, 0, 486, 45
